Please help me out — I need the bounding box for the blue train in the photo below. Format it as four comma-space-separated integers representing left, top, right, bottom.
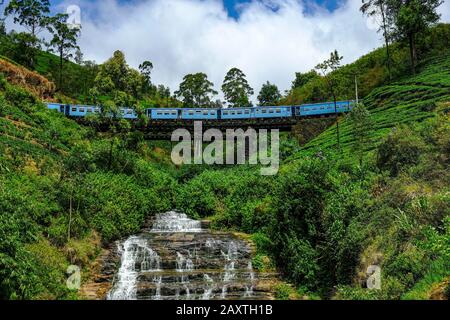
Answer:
46, 101, 354, 121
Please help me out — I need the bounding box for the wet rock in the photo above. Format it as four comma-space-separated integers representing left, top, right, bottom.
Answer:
106, 212, 279, 300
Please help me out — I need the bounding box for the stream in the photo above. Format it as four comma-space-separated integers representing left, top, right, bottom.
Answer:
106, 212, 276, 300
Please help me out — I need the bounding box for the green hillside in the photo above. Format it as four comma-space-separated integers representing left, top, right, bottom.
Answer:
299, 53, 450, 157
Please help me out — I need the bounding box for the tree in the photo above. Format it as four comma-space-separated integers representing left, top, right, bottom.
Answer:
361, 0, 394, 80
139, 61, 153, 83
139, 60, 153, 95
47, 13, 80, 89
222, 68, 254, 108
175, 73, 218, 108
157, 85, 171, 107
291, 70, 320, 90
7, 31, 40, 68
258, 81, 281, 106
315, 50, 344, 151
92, 50, 145, 107
4, 0, 50, 37
349, 103, 372, 167
0, 20, 7, 36
387, 0, 443, 74
74, 48, 84, 65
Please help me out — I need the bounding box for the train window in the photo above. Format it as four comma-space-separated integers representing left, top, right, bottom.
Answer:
87, 108, 92, 113
245, 110, 250, 114
211, 111, 216, 115
237, 111, 242, 115
262, 109, 267, 113
127, 110, 133, 115
203, 111, 209, 115
71, 107, 77, 112
189, 111, 194, 115
172, 111, 177, 115
276, 109, 281, 113
79, 107, 85, 112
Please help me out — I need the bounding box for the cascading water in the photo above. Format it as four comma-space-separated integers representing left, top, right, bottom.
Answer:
107, 237, 161, 300
107, 211, 274, 300
151, 211, 202, 233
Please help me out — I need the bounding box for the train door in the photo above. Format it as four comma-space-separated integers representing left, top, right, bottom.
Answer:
61, 105, 70, 116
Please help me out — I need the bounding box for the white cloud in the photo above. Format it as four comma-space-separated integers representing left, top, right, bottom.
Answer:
6, 0, 450, 102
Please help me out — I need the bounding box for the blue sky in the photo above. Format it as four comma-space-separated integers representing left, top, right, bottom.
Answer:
223, 0, 340, 18
47, 0, 341, 18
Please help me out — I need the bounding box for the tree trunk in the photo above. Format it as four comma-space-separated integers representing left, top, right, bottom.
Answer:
68, 194, 72, 242
333, 94, 341, 152
108, 139, 114, 170
59, 48, 64, 89
380, 1, 392, 81
409, 33, 417, 75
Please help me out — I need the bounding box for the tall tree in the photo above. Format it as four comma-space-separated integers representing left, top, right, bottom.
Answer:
4, 0, 50, 36
139, 60, 153, 95
258, 81, 281, 106
92, 50, 145, 107
175, 73, 218, 108
361, 0, 393, 81
387, 0, 443, 75
222, 68, 254, 108
47, 13, 80, 89
139, 61, 153, 83
315, 50, 344, 151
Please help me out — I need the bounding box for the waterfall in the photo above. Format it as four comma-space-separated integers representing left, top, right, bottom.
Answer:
220, 241, 238, 299
202, 274, 214, 300
108, 236, 161, 300
107, 212, 269, 300
153, 276, 162, 300
151, 211, 202, 233
244, 262, 255, 298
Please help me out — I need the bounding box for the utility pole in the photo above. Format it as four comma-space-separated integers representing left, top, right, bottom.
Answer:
354, 73, 359, 105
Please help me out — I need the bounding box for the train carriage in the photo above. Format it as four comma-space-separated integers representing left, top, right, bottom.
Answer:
149, 108, 180, 120
296, 101, 354, 117
220, 107, 253, 120
181, 108, 219, 121
253, 106, 292, 119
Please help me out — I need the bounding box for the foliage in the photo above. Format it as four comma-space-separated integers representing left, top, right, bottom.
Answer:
222, 68, 254, 107
388, 0, 443, 74
348, 103, 373, 166
4, 0, 50, 36
47, 13, 80, 88
175, 72, 218, 108
291, 70, 320, 90
257, 81, 281, 106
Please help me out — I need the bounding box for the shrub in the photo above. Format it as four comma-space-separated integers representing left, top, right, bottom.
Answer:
377, 127, 426, 176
